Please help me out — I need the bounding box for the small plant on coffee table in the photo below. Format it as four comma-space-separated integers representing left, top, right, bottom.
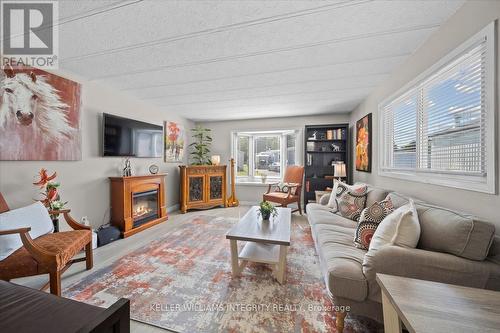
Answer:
257, 200, 278, 221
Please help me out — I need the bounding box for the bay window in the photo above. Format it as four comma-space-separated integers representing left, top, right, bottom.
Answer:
232, 130, 300, 183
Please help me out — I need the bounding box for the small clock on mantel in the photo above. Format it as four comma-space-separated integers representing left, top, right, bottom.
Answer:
149, 164, 159, 174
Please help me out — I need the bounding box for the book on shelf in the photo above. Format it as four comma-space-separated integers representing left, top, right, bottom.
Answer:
331, 128, 346, 140
306, 154, 313, 166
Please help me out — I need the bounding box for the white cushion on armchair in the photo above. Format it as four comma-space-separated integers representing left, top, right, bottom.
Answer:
0, 201, 54, 260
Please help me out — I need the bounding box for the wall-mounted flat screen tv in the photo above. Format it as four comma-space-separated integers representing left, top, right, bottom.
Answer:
103, 113, 163, 157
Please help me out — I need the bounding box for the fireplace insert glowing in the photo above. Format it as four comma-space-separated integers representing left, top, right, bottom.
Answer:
132, 190, 159, 228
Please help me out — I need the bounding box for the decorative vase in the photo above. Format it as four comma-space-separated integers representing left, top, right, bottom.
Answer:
262, 211, 271, 221
52, 217, 59, 232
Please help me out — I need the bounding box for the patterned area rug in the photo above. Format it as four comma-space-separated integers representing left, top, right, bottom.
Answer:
64, 215, 380, 332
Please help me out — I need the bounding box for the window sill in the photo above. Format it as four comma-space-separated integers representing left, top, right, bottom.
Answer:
379, 169, 495, 194
236, 181, 273, 187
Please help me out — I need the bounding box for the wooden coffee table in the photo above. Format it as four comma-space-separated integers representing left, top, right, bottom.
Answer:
226, 207, 291, 284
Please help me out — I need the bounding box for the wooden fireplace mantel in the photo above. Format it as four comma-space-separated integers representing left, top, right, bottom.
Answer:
109, 174, 168, 238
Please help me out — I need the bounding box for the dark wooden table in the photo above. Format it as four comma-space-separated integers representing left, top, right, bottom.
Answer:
0, 281, 130, 333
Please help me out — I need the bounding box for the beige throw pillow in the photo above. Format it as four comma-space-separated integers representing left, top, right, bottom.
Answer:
369, 199, 421, 252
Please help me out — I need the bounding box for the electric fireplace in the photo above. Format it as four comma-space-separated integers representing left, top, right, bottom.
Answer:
132, 190, 159, 228
109, 174, 168, 238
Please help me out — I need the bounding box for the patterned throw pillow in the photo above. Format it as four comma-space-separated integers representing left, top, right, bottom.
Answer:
336, 184, 368, 221
327, 180, 366, 212
354, 197, 394, 250
275, 183, 298, 195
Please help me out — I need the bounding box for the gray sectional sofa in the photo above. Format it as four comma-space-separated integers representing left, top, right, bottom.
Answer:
306, 185, 500, 328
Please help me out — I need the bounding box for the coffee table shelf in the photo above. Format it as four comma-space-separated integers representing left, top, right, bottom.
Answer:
226, 206, 291, 284
239, 242, 280, 264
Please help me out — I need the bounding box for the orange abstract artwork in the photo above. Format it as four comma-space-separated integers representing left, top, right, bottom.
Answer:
356, 113, 372, 172
164, 121, 185, 162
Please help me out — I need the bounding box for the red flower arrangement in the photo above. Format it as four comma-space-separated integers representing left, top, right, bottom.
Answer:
33, 169, 67, 214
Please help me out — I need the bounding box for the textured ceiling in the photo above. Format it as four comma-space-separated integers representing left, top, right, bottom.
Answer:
56, 0, 465, 121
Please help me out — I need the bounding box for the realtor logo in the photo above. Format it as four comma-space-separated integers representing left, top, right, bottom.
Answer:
1, 1, 59, 69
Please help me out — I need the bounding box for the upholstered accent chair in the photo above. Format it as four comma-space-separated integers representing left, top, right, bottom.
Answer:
0, 193, 93, 296
263, 165, 305, 214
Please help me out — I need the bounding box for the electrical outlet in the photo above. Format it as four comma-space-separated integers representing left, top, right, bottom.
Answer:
81, 216, 90, 226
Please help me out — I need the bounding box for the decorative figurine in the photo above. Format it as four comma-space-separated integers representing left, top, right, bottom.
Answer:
123, 158, 132, 177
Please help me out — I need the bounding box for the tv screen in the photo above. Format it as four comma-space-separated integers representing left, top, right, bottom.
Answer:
103, 113, 163, 157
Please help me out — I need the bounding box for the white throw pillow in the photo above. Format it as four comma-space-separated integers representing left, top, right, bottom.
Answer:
0, 201, 54, 260
391, 200, 420, 247
369, 199, 421, 252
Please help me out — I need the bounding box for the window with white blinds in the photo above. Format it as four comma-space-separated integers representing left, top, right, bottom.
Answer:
379, 22, 496, 194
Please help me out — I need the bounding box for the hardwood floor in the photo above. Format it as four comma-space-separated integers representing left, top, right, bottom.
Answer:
10, 206, 260, 333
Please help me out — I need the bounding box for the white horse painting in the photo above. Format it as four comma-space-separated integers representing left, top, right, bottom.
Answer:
0, 65, 81, 160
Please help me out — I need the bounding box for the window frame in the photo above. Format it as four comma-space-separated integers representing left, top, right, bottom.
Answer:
231, 129, 301, 184
378, 22, 496, 194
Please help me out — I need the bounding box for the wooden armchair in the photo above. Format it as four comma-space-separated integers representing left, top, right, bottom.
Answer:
263, 165, 305, 214
0, 193, 93, 296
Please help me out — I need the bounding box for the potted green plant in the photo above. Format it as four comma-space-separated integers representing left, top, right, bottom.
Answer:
189, 125, 213, 165
257, 200, 278, 221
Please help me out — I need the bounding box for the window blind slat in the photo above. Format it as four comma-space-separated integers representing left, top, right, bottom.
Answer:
381, 40, 487, 176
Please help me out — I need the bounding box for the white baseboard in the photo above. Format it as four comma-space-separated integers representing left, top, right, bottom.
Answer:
239, 200, 259, 206
167, 204, 179, 213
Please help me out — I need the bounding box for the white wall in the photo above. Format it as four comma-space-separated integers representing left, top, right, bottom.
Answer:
0, 71, 193, 229
349, 1, 500, 233
198, 113, 350, 204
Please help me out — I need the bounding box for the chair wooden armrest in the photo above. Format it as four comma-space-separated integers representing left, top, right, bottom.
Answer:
0, 227, 31, 236
0, 226, 58, 264
48, 210, 91, 230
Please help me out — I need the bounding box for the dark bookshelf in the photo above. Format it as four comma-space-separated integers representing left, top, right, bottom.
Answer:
304, 124, 350, 209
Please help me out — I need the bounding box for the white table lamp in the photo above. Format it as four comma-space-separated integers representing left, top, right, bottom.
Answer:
334, 163, 346, 180
211, 155, 221, 165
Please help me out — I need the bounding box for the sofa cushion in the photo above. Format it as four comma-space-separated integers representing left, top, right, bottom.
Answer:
365, 187, 390, 208
0, 202, 54, 260
416, 203, 495, 261
307, 207, 357, 229
307, 202, 334, 213
385, 192, 410, 209
488, 236, 500, 264
314, 224, 368, 301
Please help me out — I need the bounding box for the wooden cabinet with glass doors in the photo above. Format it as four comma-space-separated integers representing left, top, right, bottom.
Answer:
179, 165, 227, 213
